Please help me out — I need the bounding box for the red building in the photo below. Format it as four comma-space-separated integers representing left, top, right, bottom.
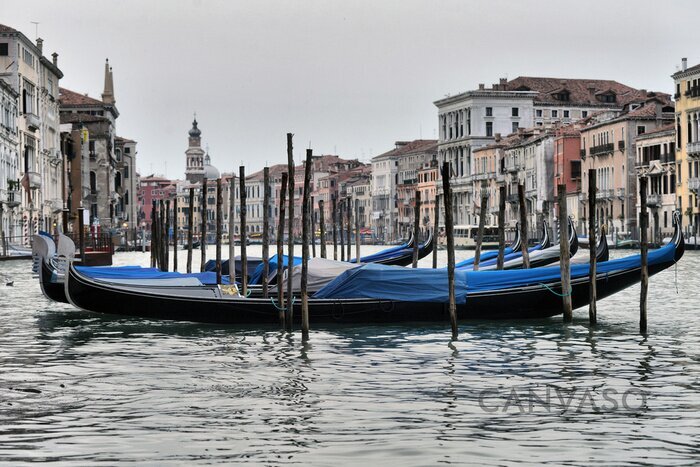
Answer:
138, 175, 177, 229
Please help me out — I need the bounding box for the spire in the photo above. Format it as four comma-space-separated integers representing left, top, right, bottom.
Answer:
102, 58, 115, 105
189, 114, 202, 138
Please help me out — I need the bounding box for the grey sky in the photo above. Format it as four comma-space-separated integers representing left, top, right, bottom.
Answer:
5, 0, 699, 179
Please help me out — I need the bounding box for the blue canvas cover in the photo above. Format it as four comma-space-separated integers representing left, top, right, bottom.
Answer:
314, 240, 676, 303
349, 238, 412, 263
76, 265, 230, 285
248, 254, 301, 285
455, 247, 514, 269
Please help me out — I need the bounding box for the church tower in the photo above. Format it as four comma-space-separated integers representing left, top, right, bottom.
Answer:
185, 116, 205, 183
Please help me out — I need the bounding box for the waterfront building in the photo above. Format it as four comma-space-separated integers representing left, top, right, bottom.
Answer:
0, 77, 20, 244
672, 58, 700, 233
371, 140, 437, 242
579, 97, 674, 239
553, 127, 584, 233
634, 124, 676, 242
0, 24, 63, 243
416, 158, 439, 236
434, 76, 656, 228
114, 136, 139, 232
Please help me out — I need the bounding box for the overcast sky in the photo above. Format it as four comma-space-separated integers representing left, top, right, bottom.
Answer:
5, 0, 699, 179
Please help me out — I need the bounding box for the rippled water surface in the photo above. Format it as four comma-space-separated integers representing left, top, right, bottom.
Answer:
1, 246, 699, 465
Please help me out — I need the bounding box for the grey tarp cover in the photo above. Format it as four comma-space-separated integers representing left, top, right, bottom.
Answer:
284, 257, 360, 292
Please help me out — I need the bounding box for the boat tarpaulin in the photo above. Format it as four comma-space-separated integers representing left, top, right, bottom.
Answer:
286, 257, 360, 292
348, 237, 412, 263
314, 240, 676, 302
75, 265, 230, 285
248, 254, 301, 285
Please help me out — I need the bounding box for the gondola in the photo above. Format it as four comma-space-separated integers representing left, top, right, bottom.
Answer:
63, 212, 684, 324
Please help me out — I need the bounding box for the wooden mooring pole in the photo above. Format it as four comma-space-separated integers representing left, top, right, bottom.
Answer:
262, 167, 270, 299
200, 178, 208, 272
78, 205, 86, 265
286, 133, 295, 329
588, 169, 597, 325
173, 197, 178, 272
441, 162, 458, 339
473, 183, 488, 271
150, 200, 157, 268
319, 199, 326, 259
165, 199, 170, 272
239, 166, 248, 296
332, 197, 338, 260
412, 190, 421, 268
159, 199, 166, 271
228, 175, 236, 284
311, 195, 316, 258
640, 176, 649, 333
346, 200, 351, 261
301, 149, 313, 338
432, 195, 439, 269
215, 178, 223, 285
497, 186, 506, 270
277, 172, 288, 326
558, 184, 572, 322
187, 187, 194, 273
340, 201, 345, 261
518, 183, 530, 269
355, 199, 361, 264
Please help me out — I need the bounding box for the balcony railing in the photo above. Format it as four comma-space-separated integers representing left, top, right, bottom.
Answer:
596, 189, 613, 200
473, 172, 496, 181
25, 113, 41, 132
646, 193, 661, 207
590, 143, 615, 156
26, 171, 41, 189
4, 189, 20, 207
580, 149, 587, 159
616, 188, 625, 199
689, 177, 700, 192
687, 141, 700, 157
618, 140, 626, 151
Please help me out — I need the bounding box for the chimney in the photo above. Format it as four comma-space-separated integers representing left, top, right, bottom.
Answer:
395, 141, 409, 149
560, 79, 567, 87
52, 52, 58, 66
478, 83, 485, 90
492, 83, 500, 91
500, 78, 507, 85
36, 38, 43, 53
494, 133, 501, 142
101, 58, 115, 105
682, 57, 688, 72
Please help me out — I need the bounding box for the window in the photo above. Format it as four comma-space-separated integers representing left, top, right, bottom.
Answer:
485, 107, 493, 117
536, 109, 543, 117
486, 122, 493, 137
551, 110, 559, 118
563, 110, 570, 118
0, 43, 7, 56
22, 80, 35, 114
582, 111, 588, 118
22, 48, 34, 67
512, 107, 519, 117
512, 122, 519, 133
637, 125, 646, 135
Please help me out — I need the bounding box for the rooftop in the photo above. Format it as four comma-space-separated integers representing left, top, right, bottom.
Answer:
372, 139, 438, 161
59, 88, 105, 107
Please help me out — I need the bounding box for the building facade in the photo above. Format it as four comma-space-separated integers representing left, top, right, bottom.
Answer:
0, 24, 63, 243
0, 77, 20, 244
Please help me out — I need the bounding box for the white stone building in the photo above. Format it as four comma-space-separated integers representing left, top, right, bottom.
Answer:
0, 77, 20, 245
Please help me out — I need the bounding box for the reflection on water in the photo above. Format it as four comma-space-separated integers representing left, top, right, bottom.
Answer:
0, 246, 699, 464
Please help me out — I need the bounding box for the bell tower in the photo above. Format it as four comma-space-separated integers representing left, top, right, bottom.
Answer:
185, 115, 205, 183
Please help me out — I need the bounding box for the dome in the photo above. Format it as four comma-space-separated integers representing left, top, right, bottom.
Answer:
203, 152, 220, 179
189, 118, 201, 137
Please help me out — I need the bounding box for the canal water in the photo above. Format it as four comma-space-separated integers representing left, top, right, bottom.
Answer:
0, 246, 699, 465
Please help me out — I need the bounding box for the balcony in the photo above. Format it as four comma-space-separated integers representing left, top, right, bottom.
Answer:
25, 113, 41, 132
689, 177, 700, 192
687, 141, 700, 157
26, 171, 42, 189
505, 164, 522, 173
618, 140, 626, 151
506, 193, 519, 204
580, 149, 587, 159
616, 188, 625, 199
473, 172, 496, 181
578, 192, 586, 203
589, 143, 615, 157
646, 193, 661, 207
3, 189, 21, 208
596, 189, 612, 200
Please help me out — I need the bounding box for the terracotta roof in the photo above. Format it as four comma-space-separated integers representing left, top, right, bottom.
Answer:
372, 139, 438, 161
0, 24, 18, 33
59, 87, 104, 107
115, 136, 136, 144
505, 76, 660, 107
245, 164, 288, 181
636, 123, 675, 138
59, 112, 110, 124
